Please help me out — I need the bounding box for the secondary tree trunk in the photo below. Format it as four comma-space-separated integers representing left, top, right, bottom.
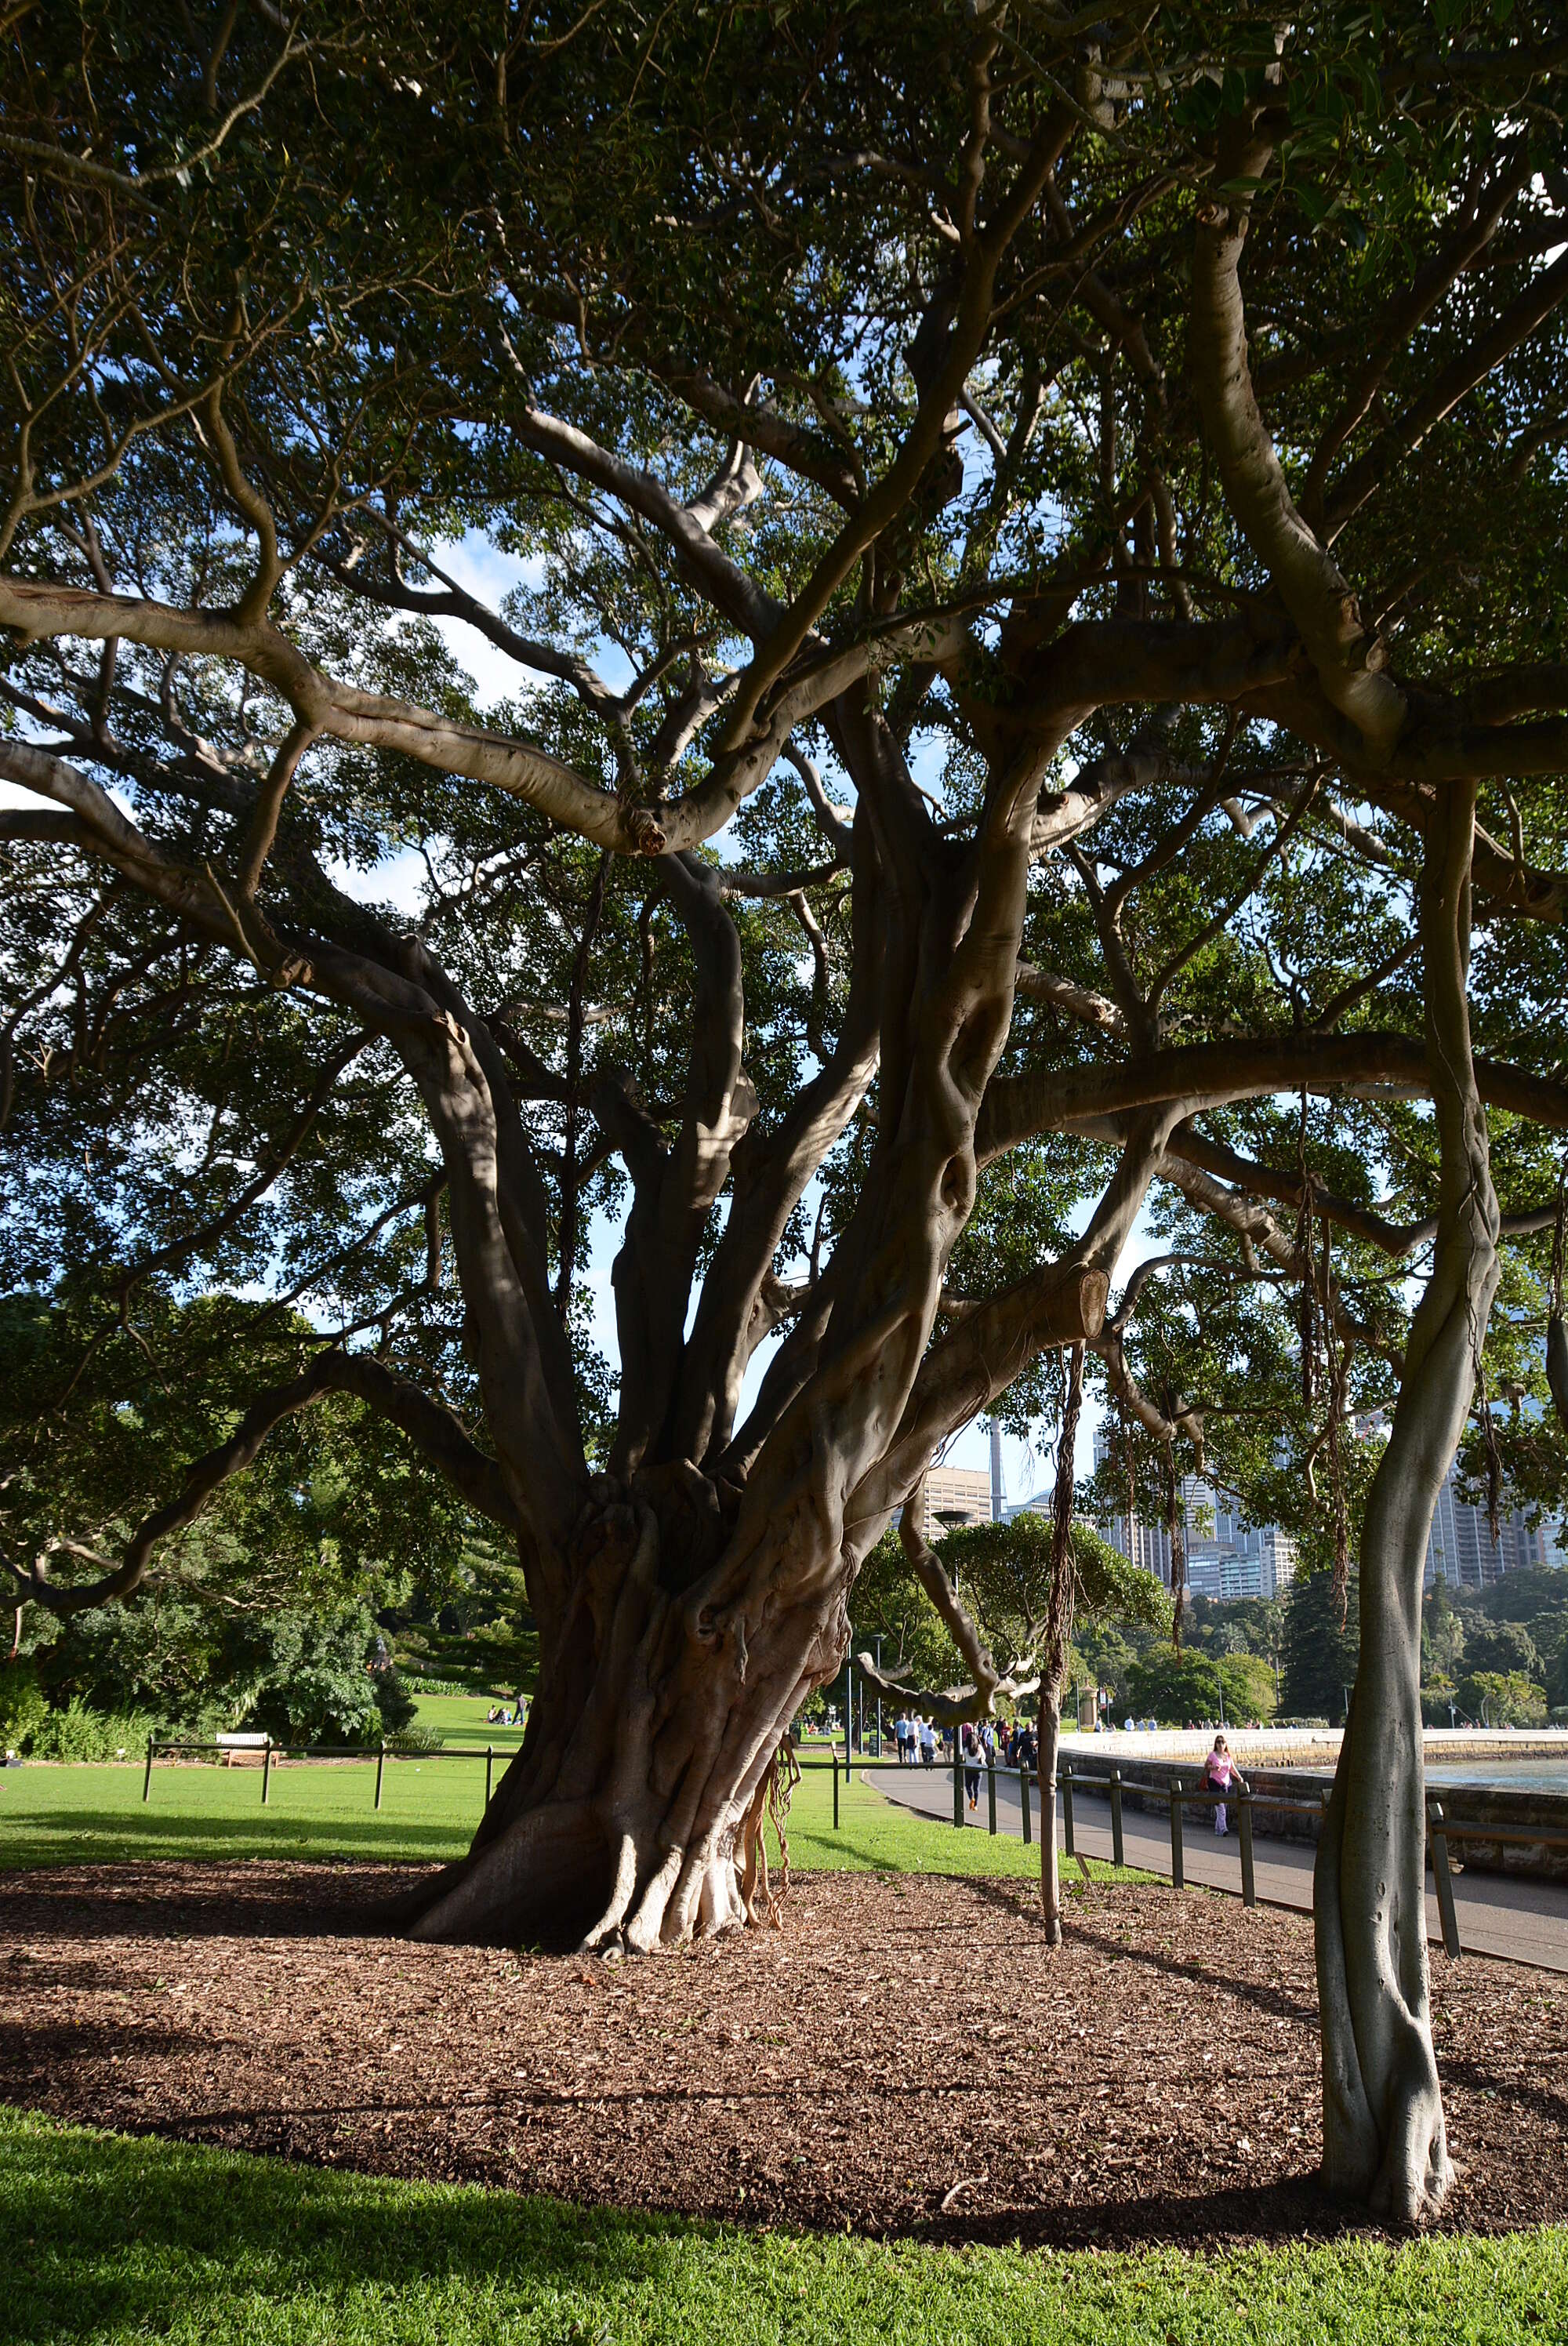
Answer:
1036, 1683, 1064, 1945
1314, 784, 1499, 2221
398, 1491, 834, 1952
1038, 1341, 1083, 1946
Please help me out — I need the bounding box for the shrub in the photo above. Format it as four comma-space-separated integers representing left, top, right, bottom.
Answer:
27, 1700, 156, 1762
247, 1604, 392, 1746
372, 1664, 417, 1735
0, 1658, 48, 1752
383, 1725, 445, 1755
397, 1672, 501, 1698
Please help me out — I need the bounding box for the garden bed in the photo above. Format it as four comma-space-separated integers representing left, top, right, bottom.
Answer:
1, 1861, 1563, 2248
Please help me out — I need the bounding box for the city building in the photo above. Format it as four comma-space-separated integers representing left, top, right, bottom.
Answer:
1425, 1458, 1568, 1590
1356, 1413, 1568, 1589
918, 1465, 992, 1539
1091, 1429, 1296, 1599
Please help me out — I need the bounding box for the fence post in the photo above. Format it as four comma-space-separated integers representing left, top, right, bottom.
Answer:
832, 1747, 840, 1832
985, 1756, 997, 1836
953, 1742, 964, 1828
261, 1736, 272, 1807
1238, 1785, 1256, 1908
1109, 1767, 1124, 1870
1169, 1775, 1185, 1889
1019, 1765, 1032, 1846
142, 1735, 154, 1805
1428, 1799, 1462, 1960
485, 1743, 494, 1808
375, 1741, 386, 1812
1062, 1762, 1075, 1858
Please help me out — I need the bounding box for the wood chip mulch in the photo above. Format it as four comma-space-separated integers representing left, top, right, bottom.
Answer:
2, 1860, 1564, 2249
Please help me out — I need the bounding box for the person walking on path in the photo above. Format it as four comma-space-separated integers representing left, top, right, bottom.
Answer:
919, 1716, 935, 1769
961, 1721, 982, 1811
1203, 1733, 1246, 1836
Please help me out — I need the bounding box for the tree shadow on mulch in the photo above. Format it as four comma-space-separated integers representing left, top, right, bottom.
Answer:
0, 1857, 425, 1941
913, 2175, 1347, 2251
2, 1862, 1564, 2250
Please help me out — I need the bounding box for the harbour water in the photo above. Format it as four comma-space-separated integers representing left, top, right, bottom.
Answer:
1422, 1761, 1568, 1793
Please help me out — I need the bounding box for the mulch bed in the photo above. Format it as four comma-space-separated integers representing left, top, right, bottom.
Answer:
2, 1860, 1565, 2249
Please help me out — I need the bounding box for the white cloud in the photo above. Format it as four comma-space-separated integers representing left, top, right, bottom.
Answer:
324, 845, 427, 915
428, 532, 546, 711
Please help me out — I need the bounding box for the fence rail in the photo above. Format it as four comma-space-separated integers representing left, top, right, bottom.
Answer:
141, 1738, 1555, 1960
823, 1750, 1559, 1960
142, 1736, 524, 1810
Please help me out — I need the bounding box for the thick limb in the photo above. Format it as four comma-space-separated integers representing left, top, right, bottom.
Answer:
854, 1484, 1041, 1725
6, 1349, 518, 1616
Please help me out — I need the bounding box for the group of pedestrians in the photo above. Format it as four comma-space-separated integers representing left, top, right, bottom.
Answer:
892, 1712, 937, 1767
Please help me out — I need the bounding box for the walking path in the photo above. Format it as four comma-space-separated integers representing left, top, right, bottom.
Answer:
869, 1762, 1568, 1973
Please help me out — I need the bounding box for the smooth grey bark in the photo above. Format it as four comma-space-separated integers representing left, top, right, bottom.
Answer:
1314, 782, 1500, 2221
1037, 1340, 1084, 1947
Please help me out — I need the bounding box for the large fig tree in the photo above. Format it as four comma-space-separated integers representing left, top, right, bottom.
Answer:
4, 6, 1568, 2210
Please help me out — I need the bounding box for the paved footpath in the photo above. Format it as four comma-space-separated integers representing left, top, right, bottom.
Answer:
869, 1763, 1568, 1973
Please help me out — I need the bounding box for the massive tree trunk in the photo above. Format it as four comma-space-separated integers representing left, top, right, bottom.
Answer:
401, 1489, 833, 1951
400, 712, 1071, 1952
1314, 783, 1500, 2221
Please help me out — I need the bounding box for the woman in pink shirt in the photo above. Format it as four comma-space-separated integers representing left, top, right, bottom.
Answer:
1203, 1734, 1247, 1836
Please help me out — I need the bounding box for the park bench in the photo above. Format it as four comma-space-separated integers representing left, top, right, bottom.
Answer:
213, 1733, 270, 1767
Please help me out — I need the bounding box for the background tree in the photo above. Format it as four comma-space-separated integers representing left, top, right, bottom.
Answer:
1547, 1631, 1568, 1716
858, 1383, 1170, 1945
1281, 1571, 1363, 1725
1123, 1644, 1276, 1727
1422, 1578, 1468, 1687
1461, 1620, 1541, 1680
5, 2, 1568, 2217
2, 1288, 466, 1737
1454, 1665, 1547, 1727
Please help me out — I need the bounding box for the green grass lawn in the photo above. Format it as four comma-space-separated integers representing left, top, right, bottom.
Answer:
5, 2107, 1563, 2346
0, 1695, 1131, 1888
404, 1690, 528, 1751
2, 1705, 1555, 2343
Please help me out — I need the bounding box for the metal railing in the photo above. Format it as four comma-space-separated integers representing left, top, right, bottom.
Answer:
143, 1736, 1565, 1963
829, 1749, 1567, 1960
142, 1736, 524, 1810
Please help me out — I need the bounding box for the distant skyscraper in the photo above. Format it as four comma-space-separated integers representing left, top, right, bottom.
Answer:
989, 1418, 1004, 1522
1091, 1429, 1294, 1598
1424, 1458, 1566, 1589
1349, 1410, 1564, 1588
